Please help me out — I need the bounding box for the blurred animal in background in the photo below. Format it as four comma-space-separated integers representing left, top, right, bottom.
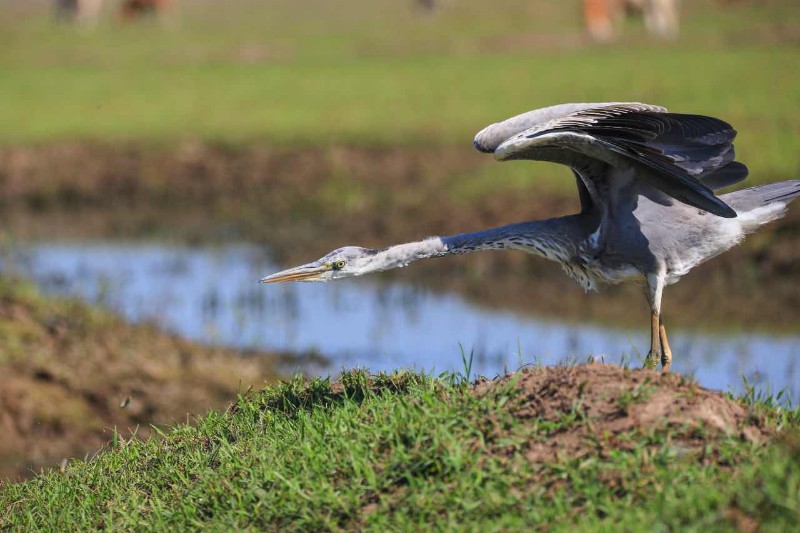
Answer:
583, 0, 617, 41
54, 0, 104, 25
120, 0, 170, 22
583, 0, 680, 42
414, 0, 439, 15
262, 102, 800, 373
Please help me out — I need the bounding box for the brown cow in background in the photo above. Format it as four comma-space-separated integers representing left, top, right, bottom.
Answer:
120, 0, 170, 21
584, 0, 680, 42
54, 0, 171, 24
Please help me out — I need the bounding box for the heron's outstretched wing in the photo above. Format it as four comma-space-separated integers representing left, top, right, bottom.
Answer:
473, 102, 667, 153
475, 103, 747, 218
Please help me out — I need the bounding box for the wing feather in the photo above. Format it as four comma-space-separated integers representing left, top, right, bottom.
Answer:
473, 102, 666, 153
485, 103, 745, 218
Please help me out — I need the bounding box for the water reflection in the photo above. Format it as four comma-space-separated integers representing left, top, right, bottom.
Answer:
4, 242, 800, 399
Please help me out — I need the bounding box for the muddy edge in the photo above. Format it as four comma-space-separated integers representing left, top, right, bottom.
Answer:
2, 142, 798, 328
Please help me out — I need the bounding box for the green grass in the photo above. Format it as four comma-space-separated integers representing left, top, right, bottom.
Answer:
2, 369, 798, 531
1, 0, 799, 182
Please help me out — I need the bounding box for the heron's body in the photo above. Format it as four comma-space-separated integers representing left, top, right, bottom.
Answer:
504, 185, 790, 291
262, 102, 800, 371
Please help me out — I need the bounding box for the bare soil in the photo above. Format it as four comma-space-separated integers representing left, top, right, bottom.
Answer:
1, 142, 798, 329
475, 363, 770, 463
0, 279, 292, 482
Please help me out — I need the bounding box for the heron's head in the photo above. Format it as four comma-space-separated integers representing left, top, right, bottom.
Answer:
259, 246, 379, 284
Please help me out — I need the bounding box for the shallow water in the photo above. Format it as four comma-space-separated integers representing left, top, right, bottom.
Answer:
5, 241, 800, 399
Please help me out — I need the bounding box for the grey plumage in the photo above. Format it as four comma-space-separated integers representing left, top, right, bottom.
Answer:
725, 180, 800, 209
482, 103, 740, 217
263, 102, 800, 372
473, 102, 800, 370
472, 102, 667, 153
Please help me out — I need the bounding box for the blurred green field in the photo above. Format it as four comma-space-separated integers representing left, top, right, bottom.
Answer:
1, 0, 799, 181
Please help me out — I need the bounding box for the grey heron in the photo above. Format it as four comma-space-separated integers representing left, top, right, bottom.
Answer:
261, 102, 800, 372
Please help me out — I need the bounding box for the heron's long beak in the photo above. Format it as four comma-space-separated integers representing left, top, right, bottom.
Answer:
259, 262, 330, 284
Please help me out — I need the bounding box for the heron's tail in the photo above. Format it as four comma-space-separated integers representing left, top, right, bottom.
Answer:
745, 179, 800, 205
722, 179, 800, 233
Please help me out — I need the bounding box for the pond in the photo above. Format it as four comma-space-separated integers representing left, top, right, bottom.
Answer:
4, 241, 799, 399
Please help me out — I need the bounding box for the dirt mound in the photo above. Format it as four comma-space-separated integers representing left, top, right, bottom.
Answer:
476, 363, 769, 462
0, 278, 288, 482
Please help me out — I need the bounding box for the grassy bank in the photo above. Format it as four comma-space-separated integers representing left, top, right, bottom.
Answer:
1, 364, 798, 530
2, 1, 799, 183
0, 276, 285, 481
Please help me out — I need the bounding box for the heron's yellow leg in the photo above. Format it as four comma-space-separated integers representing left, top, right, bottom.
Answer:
644, 312, 662, 369
659, 320, 672, 372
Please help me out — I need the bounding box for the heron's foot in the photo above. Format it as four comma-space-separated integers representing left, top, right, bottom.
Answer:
643, 351, 661, 370
661, 350, 672, 373
659, 324, 673, 373
644, 351, 672, 373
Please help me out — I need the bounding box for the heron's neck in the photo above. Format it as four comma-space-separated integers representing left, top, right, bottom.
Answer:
441, 219, 577, 261
368, 238, 450, 271
371, 218, 579, 271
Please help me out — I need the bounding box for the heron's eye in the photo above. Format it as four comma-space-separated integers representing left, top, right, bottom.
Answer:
333, 260, 346, 270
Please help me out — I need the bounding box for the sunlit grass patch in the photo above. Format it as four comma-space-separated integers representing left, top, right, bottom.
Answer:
1, 1, 799, 183
2, 365, 798, 530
